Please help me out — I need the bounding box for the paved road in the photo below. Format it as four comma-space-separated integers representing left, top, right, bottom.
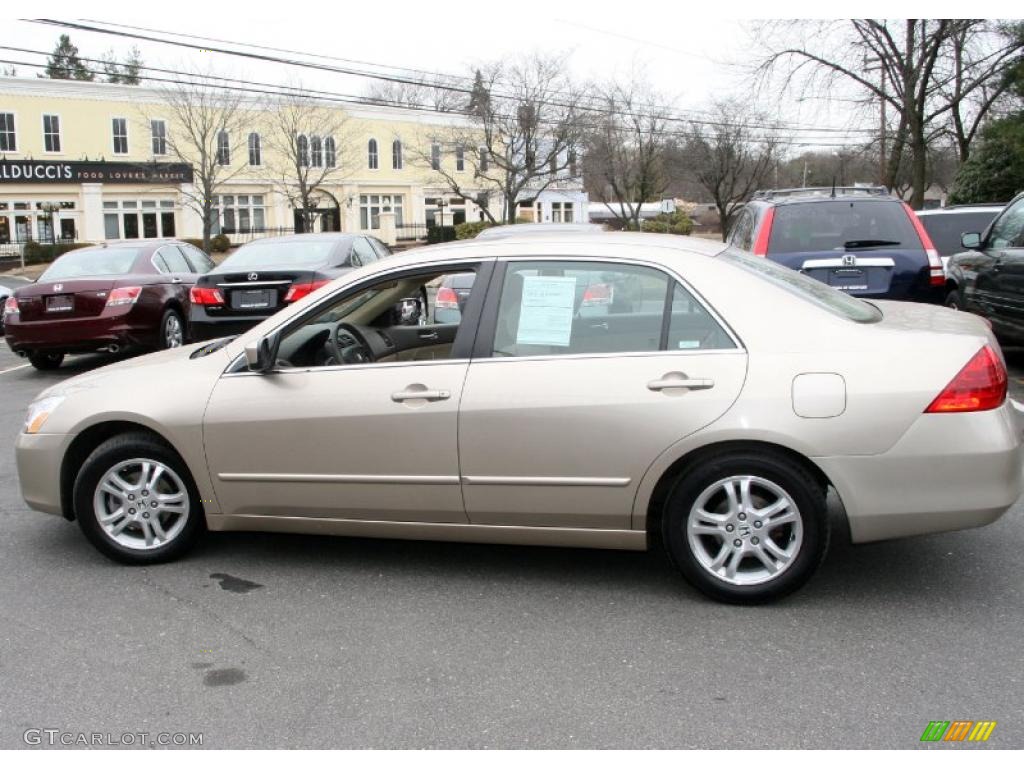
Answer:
1, 339, 1022, 749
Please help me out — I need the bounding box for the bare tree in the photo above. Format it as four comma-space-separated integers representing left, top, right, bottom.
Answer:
414, 53, 583, 224
755, 19, 1023, 208
259, 89, 355, 233
683, 100, 779, 240
142, 73, 252, 250
364, 76, 467, 113
582, 79, 670, 230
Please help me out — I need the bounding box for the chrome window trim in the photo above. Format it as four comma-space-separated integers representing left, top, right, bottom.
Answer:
802, 257, 896, 269
216, 280, 290, 288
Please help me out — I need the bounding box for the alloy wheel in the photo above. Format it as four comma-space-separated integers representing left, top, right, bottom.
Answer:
686, 475, 804, 586
92, 459, 190, 550
165, 314, 184, 348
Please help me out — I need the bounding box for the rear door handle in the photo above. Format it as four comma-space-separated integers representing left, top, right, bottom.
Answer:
647, 377, 715, 392
171, 277, 183, 284
391, 388, 451, 402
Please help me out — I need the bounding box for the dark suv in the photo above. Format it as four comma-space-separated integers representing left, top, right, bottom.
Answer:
727, 187, 945, 303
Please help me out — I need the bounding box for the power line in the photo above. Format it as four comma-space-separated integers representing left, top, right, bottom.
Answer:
27, 18, 879, 140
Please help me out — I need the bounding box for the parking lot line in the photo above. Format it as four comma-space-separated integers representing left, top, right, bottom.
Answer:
0, 363, 29, 375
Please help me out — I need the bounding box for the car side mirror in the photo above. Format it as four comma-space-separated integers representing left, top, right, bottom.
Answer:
961, 231, 982, 250
244, 333, 279, 373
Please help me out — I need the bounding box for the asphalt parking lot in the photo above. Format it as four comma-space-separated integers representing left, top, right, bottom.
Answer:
1, 338, 1023, 749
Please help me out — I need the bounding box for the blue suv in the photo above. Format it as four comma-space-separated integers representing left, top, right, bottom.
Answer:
726, 187, 945, 303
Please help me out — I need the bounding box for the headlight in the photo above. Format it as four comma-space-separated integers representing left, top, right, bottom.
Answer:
24, 396, 65, 434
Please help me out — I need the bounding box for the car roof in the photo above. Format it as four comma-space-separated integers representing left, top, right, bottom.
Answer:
477, 223, 606, 240
915, 205, 1006, 215
239, 233, 358, 246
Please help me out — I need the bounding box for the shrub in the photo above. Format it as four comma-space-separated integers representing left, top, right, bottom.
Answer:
641, 210, 694, 236
22, 241, 90, 265
455, 221, 494, 240
182, 238, 207, 251
427, 225, 457, 244
209, 234, 232, 253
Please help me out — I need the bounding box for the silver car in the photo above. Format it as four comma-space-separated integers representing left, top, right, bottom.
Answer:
15, 233, 1024, 603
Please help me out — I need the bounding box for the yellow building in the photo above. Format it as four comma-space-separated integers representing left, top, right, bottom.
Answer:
0, 76, 491, 249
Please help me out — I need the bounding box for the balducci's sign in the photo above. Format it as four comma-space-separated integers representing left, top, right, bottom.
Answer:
0, 160, 194, 185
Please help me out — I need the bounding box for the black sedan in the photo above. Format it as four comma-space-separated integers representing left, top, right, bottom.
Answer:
189, 233, 392, 341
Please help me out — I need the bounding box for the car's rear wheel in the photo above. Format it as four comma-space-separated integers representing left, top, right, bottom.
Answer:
27, 351, 64, 370
74, 432, 204, 564
662, 451, 829, 604
945, 289, 963, 310
159, 308, 185, 349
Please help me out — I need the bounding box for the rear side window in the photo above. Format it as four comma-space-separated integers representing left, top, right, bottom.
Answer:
767, 200, 920, 255
182, 245, 215, 273
919, 211, 1000, 256
720, 248, 882, 323
492, 260, 734, 358
728, 208, 755, 251
350, 238, 378, 266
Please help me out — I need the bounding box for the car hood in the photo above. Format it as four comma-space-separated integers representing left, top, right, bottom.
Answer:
36, 342, 219, 401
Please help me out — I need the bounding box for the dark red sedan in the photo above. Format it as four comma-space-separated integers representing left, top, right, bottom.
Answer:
3, 240, 215, 370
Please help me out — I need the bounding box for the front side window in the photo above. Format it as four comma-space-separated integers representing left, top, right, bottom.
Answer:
368, 138, 378, 169
151, 119, 167, 155
988, 199, 1024, 249
0, 112, 17, 152
112, 118, 129, 155
392, 139, 403, 169
491, 260, 735, 358
43, 114, 61, 153
248, 132, 262, 166
216, 131, 230, 166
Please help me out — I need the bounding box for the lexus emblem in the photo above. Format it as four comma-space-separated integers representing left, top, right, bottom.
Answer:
842, 254, 857, 267
53, 283, 63, 291
247, 272, 259, 282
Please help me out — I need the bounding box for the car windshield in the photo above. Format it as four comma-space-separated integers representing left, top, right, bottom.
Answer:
720, 248, 882, 323
221, 241, 339, 269
919, 210, 1001, 256
39, 248, 140, 280
768, 200, 920, 255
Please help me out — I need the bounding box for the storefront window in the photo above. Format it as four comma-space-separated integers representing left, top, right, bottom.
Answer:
215, 194, 265, 234
102, 199, 177, 240
359, 194, 404, 230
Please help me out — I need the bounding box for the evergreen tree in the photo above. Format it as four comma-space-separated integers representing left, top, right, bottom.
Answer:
41, 35, 93, 81
467, 69, 490, 117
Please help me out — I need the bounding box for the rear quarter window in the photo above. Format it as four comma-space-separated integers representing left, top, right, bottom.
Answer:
768, 200, 920, 255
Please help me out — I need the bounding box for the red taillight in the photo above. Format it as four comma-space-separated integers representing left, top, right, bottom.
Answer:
284, 279, 332, 303
435, 286, 460, 310
3, 296, 18, 316
752, 207, 775, 257
582, 283, 613, 305
105, 286, 142, 308
925, 346, 1007, 413
902, 203, 945, 287
189, 286, 224, 306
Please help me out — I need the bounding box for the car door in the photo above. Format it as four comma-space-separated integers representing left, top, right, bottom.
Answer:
458, 258, 747, 530
202, 260, 492, 524
978, 198, 1024, 337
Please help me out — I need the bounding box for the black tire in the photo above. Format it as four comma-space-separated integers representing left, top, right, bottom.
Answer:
158, 307, 186, 349
28, 351, 64, 370
945, 289, 963, 310
662, 450, 829, 604
74, 432, 204, 564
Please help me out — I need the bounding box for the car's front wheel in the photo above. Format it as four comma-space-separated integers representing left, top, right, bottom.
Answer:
27, 351, 64, 370
662, 450, 829, 604
74, 432, 204, 564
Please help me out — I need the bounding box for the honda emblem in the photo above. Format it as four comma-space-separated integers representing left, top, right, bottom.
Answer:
842, 254, 857, 268
248, 272, 259, 281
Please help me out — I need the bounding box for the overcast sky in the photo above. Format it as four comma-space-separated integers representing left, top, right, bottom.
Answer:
3, 3, 1010, 152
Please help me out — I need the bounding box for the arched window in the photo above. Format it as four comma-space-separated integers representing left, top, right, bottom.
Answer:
247, 132, 261, 166
310, 136, 323, 168
296, 134, 309, 167
392, 139, 403, 170
324, 137, 336, 168
368, 138, 379, 169
216, 131, 230, 166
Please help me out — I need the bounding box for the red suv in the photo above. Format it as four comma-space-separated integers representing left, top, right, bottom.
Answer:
3, 240, 214, 370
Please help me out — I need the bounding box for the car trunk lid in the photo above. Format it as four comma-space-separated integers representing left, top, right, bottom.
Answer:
13, 278, 117, 321
199, 269, 321, 316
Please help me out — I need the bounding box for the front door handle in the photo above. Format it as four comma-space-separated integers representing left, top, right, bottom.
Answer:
391, 388, 451, 402
647, 376, 715, 392
171, 277, 183, 284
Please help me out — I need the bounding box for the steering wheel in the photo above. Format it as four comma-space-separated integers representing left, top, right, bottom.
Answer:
330, 322, 374, 365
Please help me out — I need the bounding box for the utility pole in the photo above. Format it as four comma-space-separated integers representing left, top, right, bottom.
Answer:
864, 56, 887, 186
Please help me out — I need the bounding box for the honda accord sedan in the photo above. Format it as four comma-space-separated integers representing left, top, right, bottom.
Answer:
188, 232, 392, 341
3, 241, 214, 370
15, 233, 1023, 603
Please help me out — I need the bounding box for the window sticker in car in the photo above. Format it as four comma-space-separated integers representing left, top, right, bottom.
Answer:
515, 275, 576, 347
